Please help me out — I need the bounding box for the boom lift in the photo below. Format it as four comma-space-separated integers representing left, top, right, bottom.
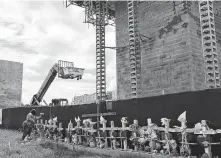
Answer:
30, 60, 84, 106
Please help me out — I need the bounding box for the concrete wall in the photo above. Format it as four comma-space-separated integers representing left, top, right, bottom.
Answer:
188, 2, 206, 91
214, 1, 221, 84
115, 1, 130, 100
115, 1, 210, 100
0, 60, 23, 108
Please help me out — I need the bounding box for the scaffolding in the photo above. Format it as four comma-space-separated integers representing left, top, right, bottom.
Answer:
84, 1, 95, 25
66, 1, 112, 102
65, 1, 142, 100
65, 1, 117, 127
95, 1, 107, 102
127, 0, 141, 98
199, 0, 220, 88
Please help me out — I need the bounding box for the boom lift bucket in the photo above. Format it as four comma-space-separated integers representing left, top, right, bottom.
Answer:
58, 60, 84, 80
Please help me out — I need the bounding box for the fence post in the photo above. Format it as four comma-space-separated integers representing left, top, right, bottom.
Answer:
130, 119, 139, 151
76, 120, 82, 144
39, 119, 44, 139
59, 122, 62, 129
121, 117, 128, 150
110, 121, 116, 149
89, 121, 96, 148
68, 120, 73, 143
100, 116, 108, 148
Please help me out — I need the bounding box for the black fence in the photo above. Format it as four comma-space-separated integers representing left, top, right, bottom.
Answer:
2, 89, 221, 156
2, 88, 221, 130
2, 103, 97, 129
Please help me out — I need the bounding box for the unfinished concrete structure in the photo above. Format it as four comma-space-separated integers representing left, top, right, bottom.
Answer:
116, 1, 221, 100
0, 60, 23, 108
66, 1, 221, 101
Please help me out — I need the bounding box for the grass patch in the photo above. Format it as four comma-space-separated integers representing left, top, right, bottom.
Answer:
40, 141, 111, 158
0, 129, 157, 158
0, 129, 111, 158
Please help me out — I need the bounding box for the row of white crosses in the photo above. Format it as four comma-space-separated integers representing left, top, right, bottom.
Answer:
36, 112, 221, 157
67, 116, 130, 149
36, 117, 58, 132
35, 116, 67, 141
156, 112, 220, 157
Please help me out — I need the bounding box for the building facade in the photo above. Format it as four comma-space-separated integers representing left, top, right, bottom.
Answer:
0, 60, 23, 108
115, 1, 221, 100
72, 93, 96, 105
72, 91, 115, 105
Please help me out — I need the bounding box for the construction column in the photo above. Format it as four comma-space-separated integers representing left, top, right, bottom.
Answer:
127, 0, 141, 98
96, 1, 106, 105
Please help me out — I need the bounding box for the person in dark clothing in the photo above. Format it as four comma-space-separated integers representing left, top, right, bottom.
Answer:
21, 109, 43, 141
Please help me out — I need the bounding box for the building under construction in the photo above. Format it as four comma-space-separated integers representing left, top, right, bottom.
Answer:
72, 91, 116, 105
66, 1, 221, 101
116, 1, 221, 100
2, 2, 221, 156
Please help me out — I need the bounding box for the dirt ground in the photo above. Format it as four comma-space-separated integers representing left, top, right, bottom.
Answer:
0, 129, 111, 158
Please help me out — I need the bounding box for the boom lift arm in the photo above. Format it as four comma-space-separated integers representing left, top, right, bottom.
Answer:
30, 60, 84, 106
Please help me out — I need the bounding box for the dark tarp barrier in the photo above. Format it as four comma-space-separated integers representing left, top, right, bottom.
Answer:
2, 89, 221, 129
2, 103, 97, 129
2, 89, 221, 156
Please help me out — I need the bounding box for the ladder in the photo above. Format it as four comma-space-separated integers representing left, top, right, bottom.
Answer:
127, 0, 141, 99
199, 1, 220, 88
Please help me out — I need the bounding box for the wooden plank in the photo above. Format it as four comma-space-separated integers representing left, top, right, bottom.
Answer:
194, 130, 217, 135
82, 112, 116, 118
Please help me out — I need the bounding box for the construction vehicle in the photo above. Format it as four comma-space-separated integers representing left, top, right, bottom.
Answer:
30, 60, 84, 106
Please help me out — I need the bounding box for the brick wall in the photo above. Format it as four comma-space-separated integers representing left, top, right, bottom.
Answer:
0, 60, 23, 108
115, 1, 209, 100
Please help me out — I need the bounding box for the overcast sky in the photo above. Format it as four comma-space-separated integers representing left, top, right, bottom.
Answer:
0, 0, 116, 104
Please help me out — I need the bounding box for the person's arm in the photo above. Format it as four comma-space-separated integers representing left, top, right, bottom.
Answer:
35, 113, 44, 120
36, 116, 41, 120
